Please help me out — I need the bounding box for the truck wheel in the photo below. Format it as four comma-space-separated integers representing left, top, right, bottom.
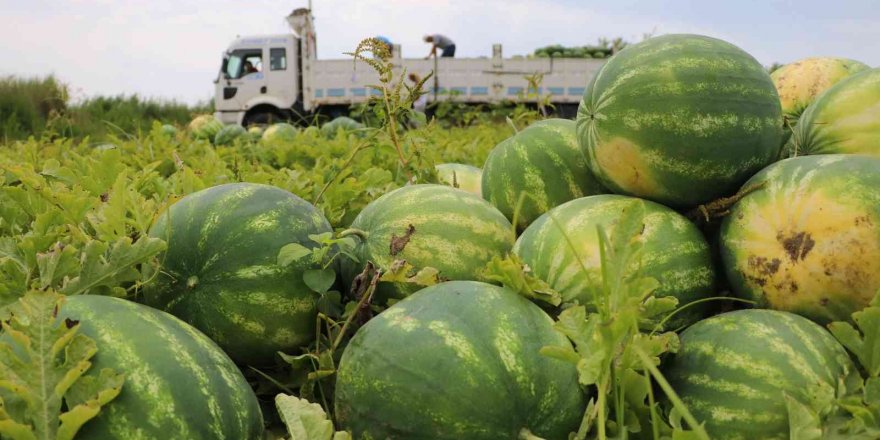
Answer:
244, 111, 285, 127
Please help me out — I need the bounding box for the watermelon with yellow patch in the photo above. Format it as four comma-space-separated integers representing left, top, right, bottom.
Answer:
335, 281, 586, 440
577, 34, 782, 207
62, 295, 264, 439
514, 194, 715, 328
770, 57, 869, 145
189, 115, 223, 141
340, 184, 514, 299
786, 68, 880, 157
482, 119, 606, 230
435, 163, 482, 196
721, 154, 880, 323
663, 309, 852, 440
143, 183, 332, 365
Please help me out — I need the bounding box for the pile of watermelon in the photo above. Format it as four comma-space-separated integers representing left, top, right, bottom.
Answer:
19, 33, 880, 439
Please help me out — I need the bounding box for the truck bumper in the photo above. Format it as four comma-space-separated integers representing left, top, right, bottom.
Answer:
214, 111, 245, 125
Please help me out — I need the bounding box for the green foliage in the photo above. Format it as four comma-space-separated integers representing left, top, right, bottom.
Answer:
275, 394, 351, 440
481, 254, 562, 306
0, 75, 68, 141
0, 290, 124, 440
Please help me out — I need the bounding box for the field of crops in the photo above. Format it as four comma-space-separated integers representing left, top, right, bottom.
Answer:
2, 34, 880, 440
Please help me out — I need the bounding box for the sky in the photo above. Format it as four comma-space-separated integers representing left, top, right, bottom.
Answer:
1, 0, 878, 104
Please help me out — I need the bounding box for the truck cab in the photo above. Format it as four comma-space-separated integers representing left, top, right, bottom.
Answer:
214, 34, 301, 125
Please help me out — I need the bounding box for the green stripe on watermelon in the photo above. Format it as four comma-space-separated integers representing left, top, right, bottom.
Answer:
576, 34, 783, 207
435, 163, 483, 196
481, 119, 606, 230
143, 182, 332, 365
514, 194, 715, 328
786, 68, 880, 156
335, 281, 586, 440
341, 184, 515, 299
720, 154, 880, 323
663, 309, 852, 440
62, 295, 263, 440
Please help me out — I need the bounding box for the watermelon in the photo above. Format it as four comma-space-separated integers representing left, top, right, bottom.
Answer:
721, 154, 880, 323
435, 163, 482, 196
160, 124, 177, 138
214, 124, 247, 145
786, 68, 880, 157
341, 184, 515, 299
262, 122, 298, 142
143, 183, 332, 365
663, 309, 852, 440
482, 119, 606, 230
771, 57, 869, 145
335, 281, 586, 440
514, 194, 714, 328
576, 34, 783, 207
62, 295, 263, 439
321, 116, 364, 137
189, 115, 223, 141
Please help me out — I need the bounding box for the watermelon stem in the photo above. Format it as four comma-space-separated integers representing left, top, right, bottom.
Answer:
633, 345, 710, 440
337, 228, 369, 241
517, 428, 546, 440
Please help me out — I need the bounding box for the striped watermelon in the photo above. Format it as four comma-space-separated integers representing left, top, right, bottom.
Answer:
335, 281, 586, 440
321, 116, 364, 137
189, 115, 223, 141
63, 295, 263, 439
214, 124, 247, 145
576, 34, 783, 207
721, 154, 880, 323
341, 184, 514, 299
770, 57, 869, 145
482, 119, 606, 230
143, 183, 332, 365
435, 163, 482, 196
786, 68, 880, 156
514, 194, 714, 328
663, 309, 852, 440
262, 122, 298, 142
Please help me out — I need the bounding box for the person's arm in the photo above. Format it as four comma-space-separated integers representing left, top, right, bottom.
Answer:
425, 44, 437, 59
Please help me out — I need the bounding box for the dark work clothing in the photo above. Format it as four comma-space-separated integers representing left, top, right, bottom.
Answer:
441, 44, 456, 57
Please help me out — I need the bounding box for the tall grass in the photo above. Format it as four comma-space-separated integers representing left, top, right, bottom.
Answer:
0, 75, 212, 142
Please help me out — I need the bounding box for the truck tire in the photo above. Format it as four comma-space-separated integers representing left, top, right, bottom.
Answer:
243, 110, 286, 127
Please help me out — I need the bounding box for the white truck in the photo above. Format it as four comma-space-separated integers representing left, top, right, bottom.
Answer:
214, 8, 606, 126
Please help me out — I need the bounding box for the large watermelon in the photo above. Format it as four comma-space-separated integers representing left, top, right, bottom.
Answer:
785, 68, 880, 156
576, 34, 782, 207
189, 115, 223, 141
721, 154, 880, 323
335, 281, 586, 440
143, 183, 332, 365
321, 116, 364, 137
341, 184, 514, 299
771, 57, 869, 145
514, 194, 714, 328
663, 309, 852, 440
435, 162, 482, 196
262, 122, 298, 142
62, 295, 264, 439
482, 119, 606, 230
214, 124, 247, 145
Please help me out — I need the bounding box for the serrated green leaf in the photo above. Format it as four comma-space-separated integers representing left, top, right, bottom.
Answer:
275, 394, 350, 440
304, 268, 336, 293
379, 260, 440, 287
60, 236, 165, 296
0, 290, 124, 440
480, 254, 561, 306
784, 393, 823, 440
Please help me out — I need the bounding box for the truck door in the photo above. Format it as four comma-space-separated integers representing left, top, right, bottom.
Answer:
265, 41, 298, 114
219, 48, 267, 116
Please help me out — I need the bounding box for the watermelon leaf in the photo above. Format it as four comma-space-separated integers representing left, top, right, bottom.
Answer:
828, 292, 880, 377
784, 393, 823, 440
304, 269, 336, 294
275, 394, 351, 440
0, 290, 124, 440
278, 243, 312, 266
480, 254, 562, 306
60, 237, 166, 297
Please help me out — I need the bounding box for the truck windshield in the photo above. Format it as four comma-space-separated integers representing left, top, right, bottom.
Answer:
225, 50, 263, 79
